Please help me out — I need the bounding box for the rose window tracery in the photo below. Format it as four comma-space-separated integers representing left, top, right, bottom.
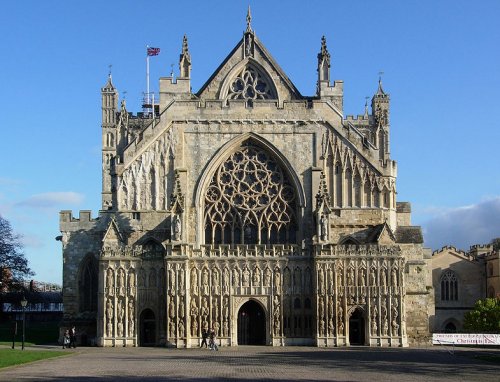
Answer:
226, 66, 275, 103
205, 142, 297, 245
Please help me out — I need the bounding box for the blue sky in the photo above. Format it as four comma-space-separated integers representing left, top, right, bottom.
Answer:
1, 0, 499, 285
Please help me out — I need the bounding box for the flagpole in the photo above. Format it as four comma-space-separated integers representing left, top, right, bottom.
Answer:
146, 45, 150, 110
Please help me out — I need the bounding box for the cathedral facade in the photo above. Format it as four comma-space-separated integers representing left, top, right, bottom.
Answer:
60, 13, 433, 347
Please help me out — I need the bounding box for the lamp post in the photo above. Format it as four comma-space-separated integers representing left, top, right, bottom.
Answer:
20, 296, 27, 350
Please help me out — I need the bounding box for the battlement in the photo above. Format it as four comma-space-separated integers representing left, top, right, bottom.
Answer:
432, 245, 468, 257
396, 202, 411, 213
470, 244, 493, 250
60, 210, 98, 223
345, 114, 370, 122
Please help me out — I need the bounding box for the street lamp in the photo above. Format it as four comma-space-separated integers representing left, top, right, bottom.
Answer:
20, 296, 27, 350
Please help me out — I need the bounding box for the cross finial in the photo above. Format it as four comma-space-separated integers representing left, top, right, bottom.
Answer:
108, 64, 112, 78
170, 63, 174, 77
378, 71, 384, 84
122, 90, 127, 99
246, 5, 252, 32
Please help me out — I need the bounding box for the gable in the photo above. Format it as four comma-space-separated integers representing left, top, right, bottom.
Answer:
102, 217, 124, 246
196, 32, 302, 103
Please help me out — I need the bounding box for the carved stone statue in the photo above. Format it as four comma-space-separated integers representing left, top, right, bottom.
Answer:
223, 268, 230, 294
347, 268, 354, 286
391, 268, 398, 287
118, 269, 125, 296
233, 268, 240, 287
106, 298, 113, 337
380, 268, 387, 287
212, 269, 220, 295
172, 214, 181, 241
128, 271, 136, 296
320, 213, 328, 241
106, 269, 114, 295
191, 268, 199, 295
318, 269, 325, 295
191, 318, 198, 336
242, 267, 250, 287
370, 268, 376, 286
359, 268, 366, 287
264, 267, 272, 287
201, 297, 209, 324
202, 268, 209, 295
179, 320, 185, 337
273, 269, 281, 293
169, 297, 175, 319
252, 266, 261, 286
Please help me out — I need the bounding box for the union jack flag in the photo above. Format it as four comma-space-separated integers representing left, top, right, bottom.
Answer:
147, 47, 160, 56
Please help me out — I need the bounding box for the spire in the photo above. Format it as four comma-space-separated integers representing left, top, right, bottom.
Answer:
103, 65, 115, 90
246, 5, 253, 33
364, 96, 369, 117
179, 34, 191, 78
317, 35, 331, 87
375, 74, 386, 96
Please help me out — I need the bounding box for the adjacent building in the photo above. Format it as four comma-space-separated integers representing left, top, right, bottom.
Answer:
431, 244, 498, 332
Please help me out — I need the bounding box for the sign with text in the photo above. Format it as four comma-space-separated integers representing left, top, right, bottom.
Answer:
433, 333, 500, 346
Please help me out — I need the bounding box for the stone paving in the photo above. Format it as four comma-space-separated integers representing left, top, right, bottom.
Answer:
1, 345, 500, 382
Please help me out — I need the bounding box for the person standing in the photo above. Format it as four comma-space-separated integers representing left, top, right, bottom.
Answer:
62, 329, 70, 349
209, 328, 218, 351
200, 328, 208, 348
69, 326, 77, 348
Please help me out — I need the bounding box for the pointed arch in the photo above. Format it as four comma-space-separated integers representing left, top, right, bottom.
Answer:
219, 58, 279, 104
78, 253, 98, 313
195, 133, 305, 245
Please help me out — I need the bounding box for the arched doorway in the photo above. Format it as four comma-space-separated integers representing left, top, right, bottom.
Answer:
349, 308, 366, 345
237, 300, 266, 345
139, 309, 156, 346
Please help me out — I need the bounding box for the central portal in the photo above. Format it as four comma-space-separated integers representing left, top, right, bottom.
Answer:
349, 308, 366, 345
237, 300, 266, 345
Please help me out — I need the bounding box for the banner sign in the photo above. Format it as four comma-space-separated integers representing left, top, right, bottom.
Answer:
433, 333, 500, 346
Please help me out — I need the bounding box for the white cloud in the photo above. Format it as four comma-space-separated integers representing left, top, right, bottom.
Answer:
20, 233, 45, 249
16, 192, 85, 209
422, 197, 500, 251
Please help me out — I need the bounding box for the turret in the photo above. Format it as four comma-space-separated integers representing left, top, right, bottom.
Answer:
315, 36, 343, 113
371, 78, 390, 162
101, 74, 118, 210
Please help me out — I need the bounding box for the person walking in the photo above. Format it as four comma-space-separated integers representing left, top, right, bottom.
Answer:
69, 326, 77, 348
200, 328, 208, 348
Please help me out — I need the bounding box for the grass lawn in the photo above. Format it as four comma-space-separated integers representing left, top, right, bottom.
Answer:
0, 348, 68, 369
0, 321, 60, 345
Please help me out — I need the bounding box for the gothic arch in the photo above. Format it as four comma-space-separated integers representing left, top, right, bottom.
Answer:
219, 58, 279, 104
195, 133, 305, 245
78, 253, 98, 313
440, 270, 459, 301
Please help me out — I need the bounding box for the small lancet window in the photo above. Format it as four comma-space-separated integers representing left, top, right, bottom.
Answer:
440, 270, 458, 301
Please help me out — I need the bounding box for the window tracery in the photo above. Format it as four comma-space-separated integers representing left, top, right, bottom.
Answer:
204, 142, 297, 245
440, 270, 458, 301
226, 66, 275, 103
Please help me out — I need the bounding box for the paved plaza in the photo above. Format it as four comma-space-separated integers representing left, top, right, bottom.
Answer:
1, 345, 500, 382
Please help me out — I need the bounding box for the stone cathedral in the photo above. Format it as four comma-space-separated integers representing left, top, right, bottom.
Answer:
60, 12, 433, 347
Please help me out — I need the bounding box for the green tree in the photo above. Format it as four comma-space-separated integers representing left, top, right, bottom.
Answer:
491, 238, 500, 251
0, 214, 33, 292
463, 298, 500, 333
